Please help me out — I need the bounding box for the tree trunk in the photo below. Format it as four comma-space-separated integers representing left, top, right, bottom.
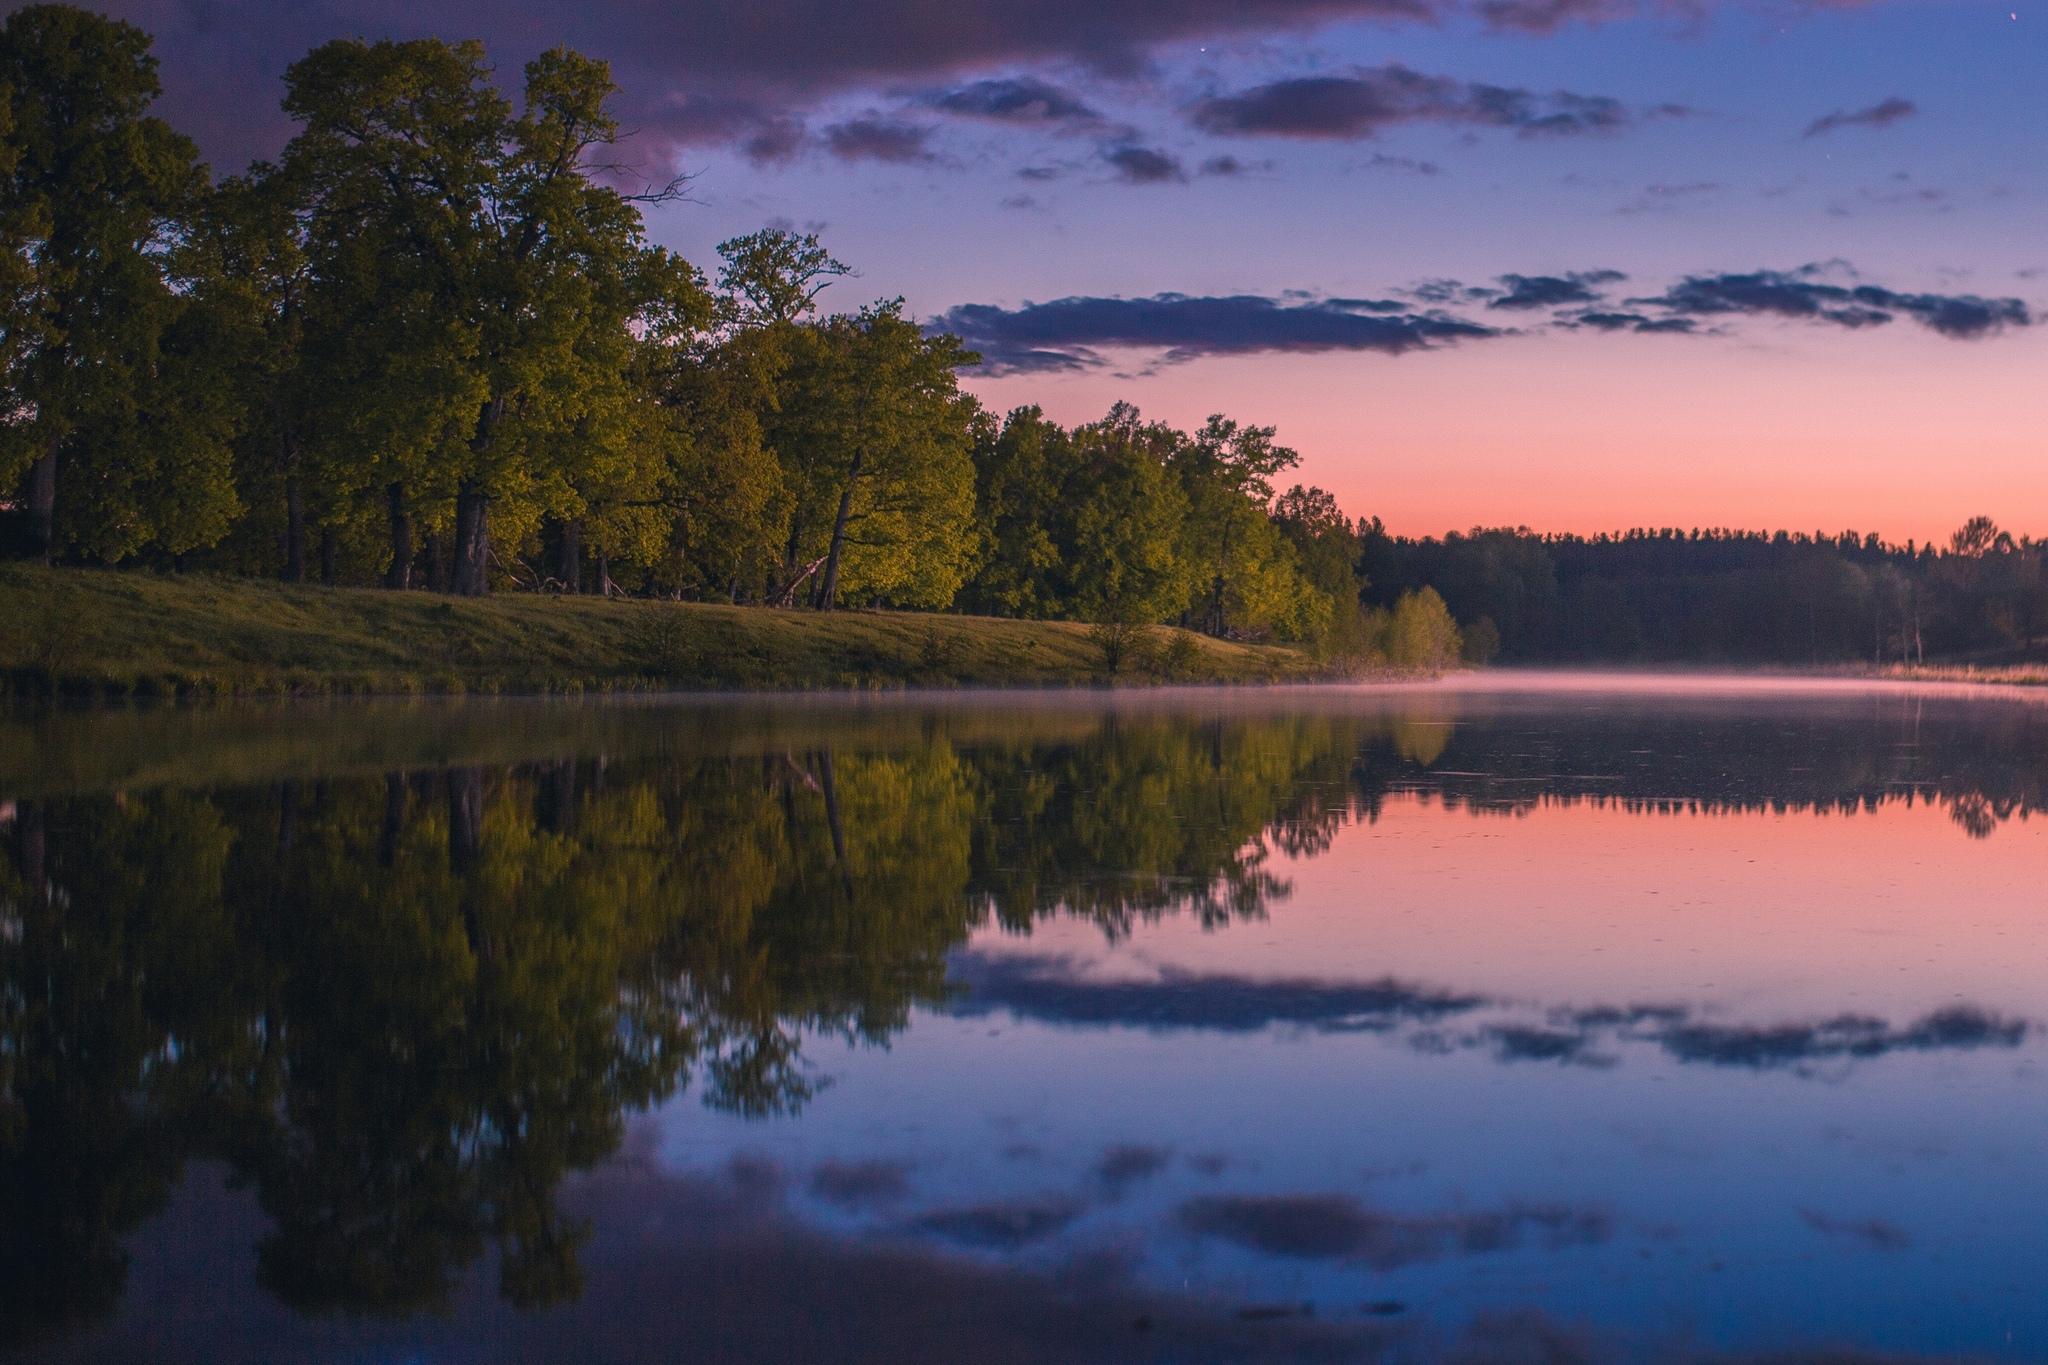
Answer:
26, 434, 57, 565
426, 533, 450, 593
595, 546, 610, 598
815, 453, 864, 611
544, 759, 576, 834
1209, 519, 1234, 637
379, 771, 407, 868
817, 749, 854, 898
448, 767, 484, 873
559, 519, 581, 593
448, 766, 490, 960
384, 483, 412, 589
776, 505, 814, 607
320, 527, 339, 586
452, 397, 506, 598
283, 470, 306, 583
452, 481, 491, 596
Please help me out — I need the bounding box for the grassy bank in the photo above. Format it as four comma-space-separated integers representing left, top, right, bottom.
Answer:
0, 565, 1325, 696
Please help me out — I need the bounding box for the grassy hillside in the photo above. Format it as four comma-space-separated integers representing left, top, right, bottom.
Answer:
0, 565, 1324, 696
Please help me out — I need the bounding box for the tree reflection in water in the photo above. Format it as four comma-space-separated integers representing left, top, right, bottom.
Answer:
0, 694, 2044, 1343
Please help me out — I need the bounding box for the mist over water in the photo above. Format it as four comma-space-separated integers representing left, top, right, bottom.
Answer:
2, 678, 2044, 1362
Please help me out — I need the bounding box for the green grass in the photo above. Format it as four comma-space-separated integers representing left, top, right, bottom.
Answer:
0, 564, 1323, 697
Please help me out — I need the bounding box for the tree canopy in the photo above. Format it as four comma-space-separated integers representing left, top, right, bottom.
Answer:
0, 8, 1378, 653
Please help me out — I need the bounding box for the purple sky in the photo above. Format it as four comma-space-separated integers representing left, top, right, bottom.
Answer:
92, 0, 2048, 540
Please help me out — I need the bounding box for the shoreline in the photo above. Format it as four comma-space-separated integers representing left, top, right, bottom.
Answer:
10, 565, 2039, 701
0, 564, 1331, 698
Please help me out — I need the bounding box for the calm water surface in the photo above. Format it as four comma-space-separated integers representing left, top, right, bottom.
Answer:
3, 676, 2045, 1363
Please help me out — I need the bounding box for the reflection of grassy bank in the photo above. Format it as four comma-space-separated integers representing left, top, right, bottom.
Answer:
0, 565, 1325, 697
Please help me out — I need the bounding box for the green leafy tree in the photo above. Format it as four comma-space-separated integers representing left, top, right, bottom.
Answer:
279, 38, 678, 594
1171, 413, 1304, 636
1274, 484, 1368, 659
714, 228, 853, 329
959, 405, 1069, 617
627, 245, 787, 600
1387, 586, 1464, 671
172, 168, 325, 579
769, 301, 981, 609
0, 4, 227, 565
1055, 404, 1195, 625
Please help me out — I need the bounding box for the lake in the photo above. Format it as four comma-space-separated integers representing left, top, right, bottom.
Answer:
2, 676, 2044, 1363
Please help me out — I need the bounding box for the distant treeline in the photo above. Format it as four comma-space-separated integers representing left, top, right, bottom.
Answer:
1361, 519, 2045, 664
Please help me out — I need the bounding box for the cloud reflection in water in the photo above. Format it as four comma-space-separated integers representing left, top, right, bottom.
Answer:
948, 952, 2032, 1075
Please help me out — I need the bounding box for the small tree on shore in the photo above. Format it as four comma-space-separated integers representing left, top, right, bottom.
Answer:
1388, 587, 1463, 673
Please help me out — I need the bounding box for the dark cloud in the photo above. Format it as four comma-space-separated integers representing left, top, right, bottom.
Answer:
924, 77, 1102, 128
77, 1149, 1997, 1365
596, 0, 1438, 93
745, 116, 812, 166
1800, 1209, 1912, 1251
94, 0, 1442, 172
824, 117, 934, 163
726, 1151, 789, 1202
1407, 277, 1496, 304
1487, 1024, 1608, 1064
1654, 1006, 2027, 1068
1189, 68, 1650, 141
1177, 1194, 1612, 1269
913, 1196, 1087, 1248
1630, 269, 2032, 338
810, 1159, 913, 1209
1804, 97, 1918, 138
1200, 154, 1253, 176
1104, 144, 1187, 183
1567, 311, 1697, 334
946, 957, 2031, 1081
945, 953, 1489, 1026
1476, 0, 1634, 32
1488, 271, 1626, 310
931, 294, 1499, 372
1183, 1194, 1380, 1258
1366, 152, 1442, 174
1097, 1145, 1173, 1194
1499, 1002, 2028, 1071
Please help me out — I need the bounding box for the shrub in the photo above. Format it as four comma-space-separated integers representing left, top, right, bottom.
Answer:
1388, 588, 1463, 673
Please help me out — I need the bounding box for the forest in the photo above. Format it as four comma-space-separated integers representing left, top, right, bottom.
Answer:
0, 5, 1449, 666
1361, 518, 2048, 665
0, 4, 2036, 668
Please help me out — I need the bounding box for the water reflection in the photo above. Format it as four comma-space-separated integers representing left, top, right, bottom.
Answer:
946, 951, 2032, 1071
1, 683, 2045, 1361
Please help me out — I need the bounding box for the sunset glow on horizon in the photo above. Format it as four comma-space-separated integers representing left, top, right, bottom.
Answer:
961, 320, 2048, 543
978, 790, 2048, 1015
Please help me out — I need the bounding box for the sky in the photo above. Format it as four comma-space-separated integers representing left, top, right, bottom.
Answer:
90, 0, 2048, 542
